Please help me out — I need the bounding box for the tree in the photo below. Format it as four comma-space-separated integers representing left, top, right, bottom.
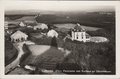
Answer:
51, 36, 58, 48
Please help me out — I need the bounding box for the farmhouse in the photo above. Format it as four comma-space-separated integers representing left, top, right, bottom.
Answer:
34, 23, 48, 30
47, 29, 58, 38
71, 23, 91, 42
10, 30, 28, 42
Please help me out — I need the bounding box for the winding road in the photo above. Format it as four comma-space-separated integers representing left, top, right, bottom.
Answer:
5, 41, 35, 74
5, 42, 25, 74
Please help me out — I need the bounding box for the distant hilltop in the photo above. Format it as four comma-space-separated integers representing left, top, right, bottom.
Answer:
5, 9, 115, 16
5, 10, 56, 15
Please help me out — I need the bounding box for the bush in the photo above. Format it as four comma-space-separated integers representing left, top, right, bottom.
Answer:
62, 38, 115, 74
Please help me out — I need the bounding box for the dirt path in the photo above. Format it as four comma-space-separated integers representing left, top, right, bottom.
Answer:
5, 41, 35, 74
5, 42, 25, 74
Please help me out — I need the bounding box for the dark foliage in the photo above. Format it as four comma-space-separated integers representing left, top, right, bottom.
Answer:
30, 36, 52, 45
5, 39, 18, 66
51, 36, 58, 48
20, 44, 31, 67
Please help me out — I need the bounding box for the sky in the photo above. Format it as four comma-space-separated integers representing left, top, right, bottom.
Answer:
4, 1, 115, 13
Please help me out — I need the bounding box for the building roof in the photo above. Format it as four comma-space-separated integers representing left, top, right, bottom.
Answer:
85, 32, 91, 37
34, 23, 48, 29
11, 30, 28, 39
73, 23, 85, 32
47, 29, 58, 38
19, 21, 26, 27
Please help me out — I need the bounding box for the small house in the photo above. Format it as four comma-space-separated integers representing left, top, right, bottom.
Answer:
10, 30, 28, 42
34, 23, 48, 30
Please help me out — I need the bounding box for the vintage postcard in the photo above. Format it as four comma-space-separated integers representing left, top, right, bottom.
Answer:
0, 0, 120, 79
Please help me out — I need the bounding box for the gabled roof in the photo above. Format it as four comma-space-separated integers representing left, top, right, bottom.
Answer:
85, 32, 91, 37
11, 30, 28, 39
47, 29, 58, 38
19, 21, 26, 26
73, 23, 85, 32
74, 25, 83, 31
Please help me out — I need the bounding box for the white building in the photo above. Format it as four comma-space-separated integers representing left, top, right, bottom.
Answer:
10, 30, 28, 42
34, 23, 48, 30
47, 29, 58, 38
71, 23, 91, 42
19, 21, 26, 27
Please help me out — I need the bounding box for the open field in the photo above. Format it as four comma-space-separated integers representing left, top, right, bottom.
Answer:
54, 23, 101, 31
6, 11, 115, 29
5, 39, 18, 66
28, 45, 51, 56
21, 45, 65, 70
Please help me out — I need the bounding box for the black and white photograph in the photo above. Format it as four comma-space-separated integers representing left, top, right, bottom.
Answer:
2, 1, 117, 76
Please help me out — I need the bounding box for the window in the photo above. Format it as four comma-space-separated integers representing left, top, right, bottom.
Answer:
77, 36, 78, 39
86, 35, 90, 39
82, 36, 83, 39
76, 32, 79, 39
81, 33, 84, 39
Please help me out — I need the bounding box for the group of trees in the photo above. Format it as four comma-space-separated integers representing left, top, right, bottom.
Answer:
60, 28, 115, 74
5, 39, 18, 66
62, 40, 115, 74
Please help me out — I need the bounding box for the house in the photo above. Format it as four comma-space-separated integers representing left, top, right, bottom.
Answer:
19, 21, 26, 27
71, 23, 91, 42
33, 23, 48, 30
10, 30, 28, 42
47, 29, 58, 38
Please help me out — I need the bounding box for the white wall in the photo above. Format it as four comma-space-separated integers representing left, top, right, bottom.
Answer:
71, 31, 89, 42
